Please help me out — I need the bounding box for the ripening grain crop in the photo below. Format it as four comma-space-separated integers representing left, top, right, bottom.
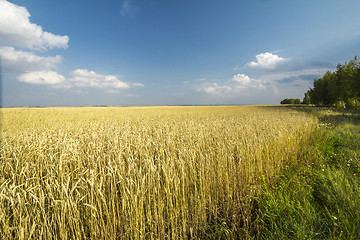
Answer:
0, 106, 317, 239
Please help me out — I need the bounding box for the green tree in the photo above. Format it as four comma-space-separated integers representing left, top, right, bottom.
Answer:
309, 78, 325, 106
294, 99, 301, 104
302, 90, 311, 105
307, 56, 360, 109
280, 98, 301, 104
280, 99, 290, 104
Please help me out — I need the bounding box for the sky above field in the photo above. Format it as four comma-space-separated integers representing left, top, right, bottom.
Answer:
1, 0, 360, 107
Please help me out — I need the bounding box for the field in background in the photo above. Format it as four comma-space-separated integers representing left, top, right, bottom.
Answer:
0, 106, 317, 239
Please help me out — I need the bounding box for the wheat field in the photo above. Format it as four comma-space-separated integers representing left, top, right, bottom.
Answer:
0, 106, 317, 239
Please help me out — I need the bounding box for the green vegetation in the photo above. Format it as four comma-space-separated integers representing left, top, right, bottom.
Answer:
256, 107, 360, 239
280, 98, 302, 105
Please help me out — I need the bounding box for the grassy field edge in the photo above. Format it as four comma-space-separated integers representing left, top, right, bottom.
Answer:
254, 107, 360, 239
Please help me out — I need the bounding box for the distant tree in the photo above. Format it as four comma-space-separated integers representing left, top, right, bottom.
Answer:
336, 63, 352, 105
302, 90, 311, 104
355, 57, 360, 109
280, 99, 290, 104
294, 98, 301, 104
309, 78, 325, 106
349, 56, 360, 109
280, 98, 301, 104
306, 56, 360, 109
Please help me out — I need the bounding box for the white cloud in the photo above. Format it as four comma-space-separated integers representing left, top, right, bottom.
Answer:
69, 69, 131, 89
233, 73, 251, 85
247, 52, 286, 69
68, 69, 144, 89
0, 46, 61, 73
17, 71, 66, 85
233, 66, 241, 71
195, 73, 268, 96
0, 0, 69, 50
17, 68, 144, 90
131, 82, 144, 87
197, 83, 232, 95
232, 73, 265, 89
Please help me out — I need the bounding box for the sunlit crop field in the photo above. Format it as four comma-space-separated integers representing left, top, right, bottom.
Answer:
0, 106, 317, 239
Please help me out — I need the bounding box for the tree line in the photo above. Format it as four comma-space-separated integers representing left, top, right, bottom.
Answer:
281, 56, 360, 109
280, 98, 301, 104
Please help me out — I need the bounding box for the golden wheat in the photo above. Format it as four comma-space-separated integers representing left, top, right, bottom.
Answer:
0, 106, 317, 239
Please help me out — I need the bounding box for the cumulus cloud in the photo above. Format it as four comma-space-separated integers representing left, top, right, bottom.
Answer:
17, 71, 66, 85
0, 0, 69, 50
17, 68, 144, 90
233, 73, 251, 85
69, 69, 132, 89
232, 73, 265, 89
0, 46, 62, 73
246, 52, 286, 69
197, 83, 232, 95
195, 73, 268, 96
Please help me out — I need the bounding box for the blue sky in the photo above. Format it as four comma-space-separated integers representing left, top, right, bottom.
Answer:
1, 0, 360, 106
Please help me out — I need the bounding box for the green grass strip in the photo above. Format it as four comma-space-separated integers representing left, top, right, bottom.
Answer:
255, 108, 360, 239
